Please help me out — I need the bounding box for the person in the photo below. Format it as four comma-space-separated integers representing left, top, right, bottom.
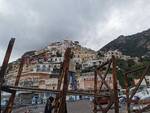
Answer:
44, 96, 54, 113
69, 52, 77, 90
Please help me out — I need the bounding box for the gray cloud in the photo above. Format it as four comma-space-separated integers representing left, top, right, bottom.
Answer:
0, 0, 150, 64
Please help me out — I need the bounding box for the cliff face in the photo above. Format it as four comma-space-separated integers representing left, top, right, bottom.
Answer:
100, 29, 150, 57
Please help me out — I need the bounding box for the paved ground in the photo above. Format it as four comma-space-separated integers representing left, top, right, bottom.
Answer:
12, 100, 93, 113
11, 100, 149, 113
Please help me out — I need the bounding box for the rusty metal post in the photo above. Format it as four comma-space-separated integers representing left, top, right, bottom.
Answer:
57, 48, 71, 113
0, 38, 15, 112
93, 70, 97, 113
56, 48, 71, 113
130, 65, 150, 100
112, 55, 119, 113
54, 62, 64, 113
125, 73, 130, 113
3, 57, 25, 113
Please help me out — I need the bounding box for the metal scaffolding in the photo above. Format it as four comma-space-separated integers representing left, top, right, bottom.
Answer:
125, 65, 150, 113
0, 38, 150, 113
93, 56, 119, 113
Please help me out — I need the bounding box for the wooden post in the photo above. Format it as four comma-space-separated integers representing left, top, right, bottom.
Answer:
0, 38, 15, 112
112, 55, 119, 113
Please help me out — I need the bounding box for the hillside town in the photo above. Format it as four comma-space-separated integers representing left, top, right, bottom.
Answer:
1, 0, 150, 112
2, 40, 150, 107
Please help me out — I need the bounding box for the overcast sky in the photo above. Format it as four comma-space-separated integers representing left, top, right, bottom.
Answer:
0, 0, 150, 64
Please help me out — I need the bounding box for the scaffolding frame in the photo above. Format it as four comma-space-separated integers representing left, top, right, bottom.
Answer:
1, 41, 115, 113
125, 65, 150, 113
93, 56, 119, 113
1, 38, 150, 113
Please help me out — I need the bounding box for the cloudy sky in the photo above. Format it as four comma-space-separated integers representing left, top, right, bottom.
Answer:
0, 0, 150, 64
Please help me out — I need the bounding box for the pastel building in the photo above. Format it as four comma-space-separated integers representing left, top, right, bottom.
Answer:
78, 72, 120, 90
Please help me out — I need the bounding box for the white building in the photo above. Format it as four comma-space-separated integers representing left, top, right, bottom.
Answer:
82, 59, 103, 69
104, 50, 122, 60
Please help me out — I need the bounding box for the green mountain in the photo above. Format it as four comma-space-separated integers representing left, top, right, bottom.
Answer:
100, 29, 150, 57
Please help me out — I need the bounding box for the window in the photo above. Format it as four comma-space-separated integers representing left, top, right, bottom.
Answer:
42, 65, 46, 71
37, 65, 40, 71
